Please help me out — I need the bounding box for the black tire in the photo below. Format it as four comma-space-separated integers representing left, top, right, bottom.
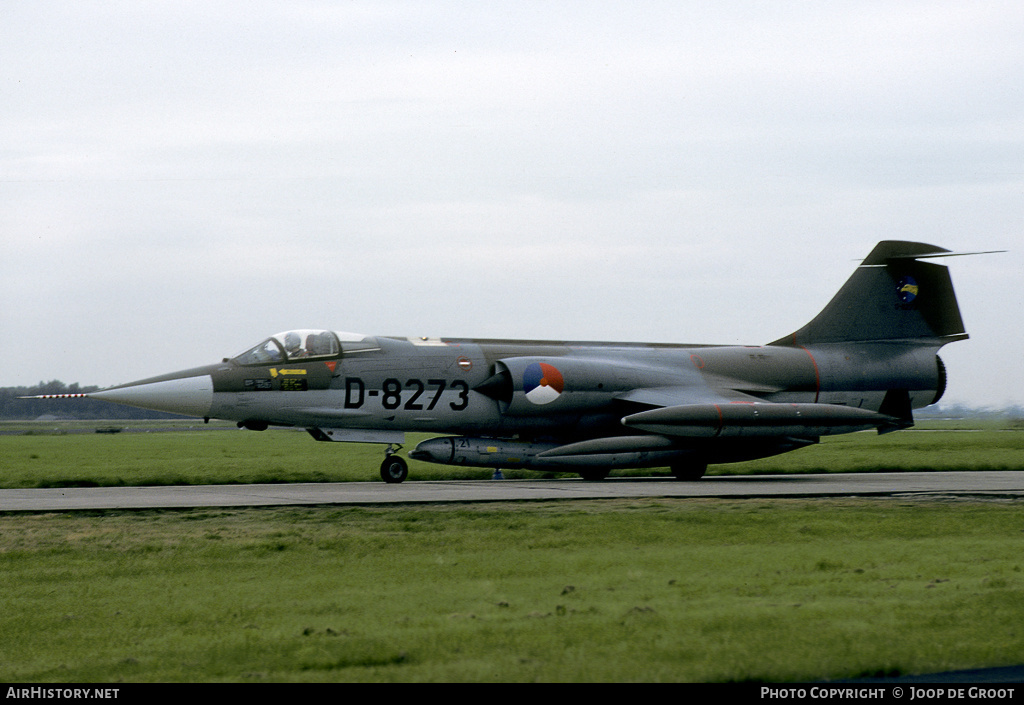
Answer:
380, 456, 409, 483
578, 468, 610, 481
670, 463, 707, 480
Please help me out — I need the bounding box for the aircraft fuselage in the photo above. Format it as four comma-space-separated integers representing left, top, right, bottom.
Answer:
89, 333, 945, 476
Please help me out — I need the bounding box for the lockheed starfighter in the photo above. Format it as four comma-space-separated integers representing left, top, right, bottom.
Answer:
33, 241, 975, 483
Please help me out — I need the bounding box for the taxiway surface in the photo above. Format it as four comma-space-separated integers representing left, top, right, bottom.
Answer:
2, 471, 1023, 512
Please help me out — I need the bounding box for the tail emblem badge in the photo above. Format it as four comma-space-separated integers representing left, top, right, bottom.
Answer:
896, 275, 919, 303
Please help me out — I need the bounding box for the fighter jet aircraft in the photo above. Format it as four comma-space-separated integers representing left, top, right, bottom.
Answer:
32, 241, 972, 483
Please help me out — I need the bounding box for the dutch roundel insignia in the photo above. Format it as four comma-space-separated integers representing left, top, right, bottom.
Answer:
523, 362, 564, 405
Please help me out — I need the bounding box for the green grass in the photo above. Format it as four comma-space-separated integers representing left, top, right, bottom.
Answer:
2, 422, 1022, 682
1, 499, 1022, 682
2, 420, 1023, 489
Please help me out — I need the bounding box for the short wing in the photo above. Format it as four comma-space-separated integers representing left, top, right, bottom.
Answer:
615, 384, 896, 439
621, 399, 896, 438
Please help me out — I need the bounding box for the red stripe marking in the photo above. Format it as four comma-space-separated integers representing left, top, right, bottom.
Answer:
712, 404, 724, 436
798, 346, 822, 403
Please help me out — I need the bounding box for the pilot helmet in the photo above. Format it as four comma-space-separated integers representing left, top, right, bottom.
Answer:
283, 332, 302, 352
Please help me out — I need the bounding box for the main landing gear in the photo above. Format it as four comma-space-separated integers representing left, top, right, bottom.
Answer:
670, 462, 707, 480
380, 445, 408, 484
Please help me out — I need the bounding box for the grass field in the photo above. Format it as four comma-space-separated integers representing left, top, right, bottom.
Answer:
2, 419, 1023, 488
2, 499, 1023, 683
1, 421, 1022, 682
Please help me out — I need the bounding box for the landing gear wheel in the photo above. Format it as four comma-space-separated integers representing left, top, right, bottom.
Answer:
670, 462, 707, 480
380, 456, 409, 484
578, 468, 610, 481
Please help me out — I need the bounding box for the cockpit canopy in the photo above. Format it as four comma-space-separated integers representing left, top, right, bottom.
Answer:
232, 330, 374, 366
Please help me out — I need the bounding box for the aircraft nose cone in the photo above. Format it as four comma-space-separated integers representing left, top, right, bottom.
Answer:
90, 374, 214, 418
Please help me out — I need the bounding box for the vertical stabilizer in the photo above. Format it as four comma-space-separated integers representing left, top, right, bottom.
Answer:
769, 241, 968, 347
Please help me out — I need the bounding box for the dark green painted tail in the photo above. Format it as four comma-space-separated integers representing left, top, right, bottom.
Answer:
769, 241, 968, 347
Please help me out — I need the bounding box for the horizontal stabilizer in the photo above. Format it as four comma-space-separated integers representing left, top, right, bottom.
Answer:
622, 402, 895, 438
862, 244, 1005, 264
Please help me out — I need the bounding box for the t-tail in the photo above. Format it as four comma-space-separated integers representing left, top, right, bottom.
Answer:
769, 240, 969, 348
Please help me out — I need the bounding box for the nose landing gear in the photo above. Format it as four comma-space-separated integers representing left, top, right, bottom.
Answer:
380, 445, 408, 483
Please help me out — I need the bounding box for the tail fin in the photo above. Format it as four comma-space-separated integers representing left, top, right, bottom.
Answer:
769, 241, 968, 347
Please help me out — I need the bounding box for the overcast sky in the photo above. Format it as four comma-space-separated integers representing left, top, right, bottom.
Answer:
2, 1, 1022, 408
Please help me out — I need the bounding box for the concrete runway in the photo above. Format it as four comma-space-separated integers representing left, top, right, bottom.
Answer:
2, 470, 1023, 512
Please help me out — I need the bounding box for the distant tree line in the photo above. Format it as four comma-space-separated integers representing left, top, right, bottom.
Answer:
0, 381, 193, 420
916, 402, 1024, 420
